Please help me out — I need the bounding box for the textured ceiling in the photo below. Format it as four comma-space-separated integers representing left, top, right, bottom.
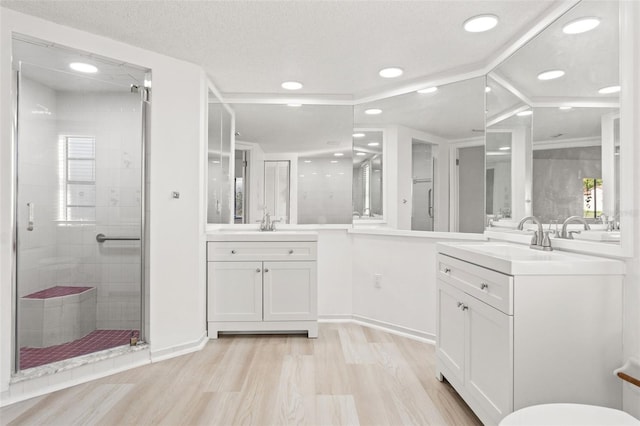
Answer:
1, 0, 562, 98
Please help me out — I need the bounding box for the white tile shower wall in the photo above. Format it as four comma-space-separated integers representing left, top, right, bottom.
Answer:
17, 77, 59, 298
54, 91, 142, 330
297, 157, 352, 224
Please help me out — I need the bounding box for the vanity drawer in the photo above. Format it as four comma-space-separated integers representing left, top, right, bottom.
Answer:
208, 241, 317, 262
438, 254, 513, 315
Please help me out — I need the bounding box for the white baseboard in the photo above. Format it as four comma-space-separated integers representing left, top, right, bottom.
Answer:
149, 331, 208, 362
319, 314, 436, 344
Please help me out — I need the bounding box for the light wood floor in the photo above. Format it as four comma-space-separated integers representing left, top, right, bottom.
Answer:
1, 323, 482, 426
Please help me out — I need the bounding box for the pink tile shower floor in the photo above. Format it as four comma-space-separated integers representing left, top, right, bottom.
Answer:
20, 329, 139, 370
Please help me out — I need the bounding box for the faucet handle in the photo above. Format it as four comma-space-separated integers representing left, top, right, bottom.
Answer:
530, 231, 538, 246
542, 231, 553, 251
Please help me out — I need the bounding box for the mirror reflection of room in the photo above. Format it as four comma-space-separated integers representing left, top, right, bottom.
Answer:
485, 0, 621, 243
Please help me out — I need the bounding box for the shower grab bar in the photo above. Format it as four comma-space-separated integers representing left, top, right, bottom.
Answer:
96, 233, 140, 243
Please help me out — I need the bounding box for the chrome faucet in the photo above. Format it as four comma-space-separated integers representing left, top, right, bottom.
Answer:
517, 216, 552, 251
259, 212, 272, 231
560, 216, 591, 239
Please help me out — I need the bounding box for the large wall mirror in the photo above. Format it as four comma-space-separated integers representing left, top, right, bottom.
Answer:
208, 102, 353, 225
486, 0, 622, 244
355, 77, 485, 232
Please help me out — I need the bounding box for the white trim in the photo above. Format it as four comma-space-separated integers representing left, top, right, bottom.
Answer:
533, 136, 601, 150
348, 227, 486, 241
149, 331, 208, 362
351, 315, 436, 344
448, 138, 485, 232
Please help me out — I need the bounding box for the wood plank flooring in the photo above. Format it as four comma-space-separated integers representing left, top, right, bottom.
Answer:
1, 323, 482, 426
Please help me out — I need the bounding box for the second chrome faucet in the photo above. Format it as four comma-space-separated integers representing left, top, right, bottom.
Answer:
517, 216, 553, 251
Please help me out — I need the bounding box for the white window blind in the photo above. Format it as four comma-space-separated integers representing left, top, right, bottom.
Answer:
65, 136, 96, 221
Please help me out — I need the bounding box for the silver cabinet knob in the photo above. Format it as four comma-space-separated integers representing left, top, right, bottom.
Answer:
231, 250, 236, 254
264, 268, 269, 273
288, 249, 294, 254
480, 283, 489, 290
444, 268, 451, 273
461, 305, 468, 311
457, 302, 463, 308
256, 268, 261, 273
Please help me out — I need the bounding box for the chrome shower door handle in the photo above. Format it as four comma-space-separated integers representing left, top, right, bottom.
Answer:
26, 202, 34, 231
428, 189, 434, 218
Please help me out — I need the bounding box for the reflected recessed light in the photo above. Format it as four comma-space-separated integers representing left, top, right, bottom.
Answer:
417, 86, 438, 94
287, 103, 302, 107
325, 174, 332, 178
69, 62, 98, 73
598, 85, 621, 94
281, 81, 303, 90
499, 146, 511, 151
516, 110, 533, 117
352, 133, 365, 138
379, 67, 404, 78
559, 106, 573, 110
299, 174, 305, 178
304, 160, 312, 163
365, 108, 382, 115
338, 172, 345, 175
367, 142, 380, 147
312, 172, 318, 175
537, 70, 565, 81
463, 14, 499, 33
563, 17, 600, 34
330, 160, 338, 164
334, 152, 344, 157
356, 152, 366, 156
485, 86, 492, 93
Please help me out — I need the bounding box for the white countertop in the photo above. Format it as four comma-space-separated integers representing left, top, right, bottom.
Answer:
207, 231, 318, 242
437, 241, 626, 276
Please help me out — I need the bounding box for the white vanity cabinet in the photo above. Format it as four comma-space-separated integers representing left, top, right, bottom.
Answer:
436, 243, 624, 426
207, 233, 318, 338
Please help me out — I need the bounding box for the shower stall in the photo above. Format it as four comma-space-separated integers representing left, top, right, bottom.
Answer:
11, 35, 149, 371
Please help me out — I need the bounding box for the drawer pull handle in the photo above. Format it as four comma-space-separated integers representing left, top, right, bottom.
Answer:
461, 305, 468, 311
256, 268, 261, 273
289, 249, 294, 254
264, 268, 270, 273
444, 268, 451, 273
457, 302, 463, 308
231, 250, 236, 254
480, 283, 489, 290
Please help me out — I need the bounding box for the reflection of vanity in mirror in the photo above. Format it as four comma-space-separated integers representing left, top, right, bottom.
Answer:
485, 0, 622, 245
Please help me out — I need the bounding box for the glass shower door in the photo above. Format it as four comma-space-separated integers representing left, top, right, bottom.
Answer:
14, 37, 147, 371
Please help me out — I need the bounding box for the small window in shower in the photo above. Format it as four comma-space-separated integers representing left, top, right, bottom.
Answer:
63, 136, 96, 221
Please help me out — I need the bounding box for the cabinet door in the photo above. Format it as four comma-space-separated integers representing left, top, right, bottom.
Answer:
263, 261, 317, 321
465, 295, 513, 422
208, 261, 263, 322
436, 280, 466, 383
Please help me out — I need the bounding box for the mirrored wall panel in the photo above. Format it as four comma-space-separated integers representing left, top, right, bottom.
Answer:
355, 77, 485, 232
486, 0, 621, 244
207, 99, 233, 224
226, 103, 353, 225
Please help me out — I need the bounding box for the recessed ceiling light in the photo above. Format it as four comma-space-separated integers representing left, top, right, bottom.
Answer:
356, 152, 366, 156
499, 146, 511, 151
516, 110, 533, 117
304, 160, 312, 163
559, 106, 573, 110
69, 62, 98, 73
537, 70, 565, 80
287, 103, 302, 107
563, 17, 600, 34
281, 81, 303, 90
352, 133, 365, 138
368, 142, 380, 147
330, 160, 338, 163
417, 86, 438, 94
598, 85, 621, 94
379, 67, 404, 78
334, 153, 344, 157
463, 14, 499, 33
485, 86, 492, 93
299, 174, 305, 178
325, 174, 332, 178
365, 108, 382, 115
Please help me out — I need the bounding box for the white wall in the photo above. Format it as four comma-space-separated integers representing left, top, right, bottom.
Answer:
1, 8, 207, 397
316, 230, 352, 318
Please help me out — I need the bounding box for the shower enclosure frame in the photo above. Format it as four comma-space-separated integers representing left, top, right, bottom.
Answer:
10, 42, 150, 373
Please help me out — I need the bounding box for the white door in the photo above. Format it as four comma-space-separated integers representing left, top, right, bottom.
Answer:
208, 261, 263, 322
263, 261, 317, 321
436, 281, 466, 383
465, 295, 514, 423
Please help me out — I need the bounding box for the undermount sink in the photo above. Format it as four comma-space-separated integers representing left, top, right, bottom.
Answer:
437, 241, 625, 275
571, 231, 621, 242
207, 230, 318, 242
